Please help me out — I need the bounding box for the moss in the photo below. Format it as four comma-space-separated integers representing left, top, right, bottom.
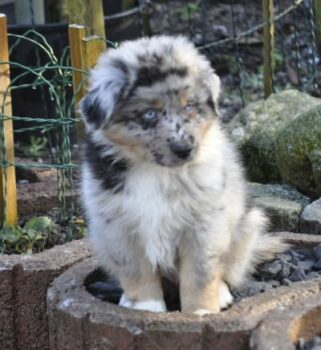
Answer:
225, 90, 321, 182
309, 150, 321, 194
275, 105, 321, 197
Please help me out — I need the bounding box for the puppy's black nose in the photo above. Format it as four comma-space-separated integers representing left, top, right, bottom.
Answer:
169, 142, 193, 159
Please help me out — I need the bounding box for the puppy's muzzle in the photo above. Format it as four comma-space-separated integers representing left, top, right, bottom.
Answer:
169, 142, 194, 160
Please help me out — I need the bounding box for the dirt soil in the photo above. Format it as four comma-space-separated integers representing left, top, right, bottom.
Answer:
1, 155, 84, 254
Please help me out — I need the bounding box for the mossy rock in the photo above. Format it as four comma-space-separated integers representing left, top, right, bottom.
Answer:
275, 105, 321, 197
310, 150, 321, 195
225, 90, 321, 182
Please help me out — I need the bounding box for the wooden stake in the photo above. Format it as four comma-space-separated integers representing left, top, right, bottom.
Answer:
67, 0, 106, 44
0, 14, 18, 226
68, 24, 86, 141
262, 0, 274, 99
67, 0, 106, 144
68, 26, 106, 143
82, 36, 105, 70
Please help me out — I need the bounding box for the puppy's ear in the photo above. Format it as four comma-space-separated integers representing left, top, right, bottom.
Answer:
79, 70, 126, 130
80, 90, 107, 130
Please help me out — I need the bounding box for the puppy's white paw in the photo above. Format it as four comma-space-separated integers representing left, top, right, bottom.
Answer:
132, 299, 167, 312
194, 308, 215, 316
219, 281, 233, 309
119, 294, 134, 308
119, 295, 167, 312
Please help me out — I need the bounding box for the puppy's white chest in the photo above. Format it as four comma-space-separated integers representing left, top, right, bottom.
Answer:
122, 165, 187, 269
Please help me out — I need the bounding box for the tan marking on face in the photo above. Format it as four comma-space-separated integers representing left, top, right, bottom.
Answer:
105, 127, 137, 147
105, 126, 147, 160
151, 98, 163, 110
179, 92, 189, 108
198, 119, 214, 139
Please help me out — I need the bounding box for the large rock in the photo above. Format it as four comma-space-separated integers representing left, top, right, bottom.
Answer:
300, 199, 321, 234
225, 90, 321, 183
274, 104, 321, 197
310, 150, 321, 194
248, 183, 310, 232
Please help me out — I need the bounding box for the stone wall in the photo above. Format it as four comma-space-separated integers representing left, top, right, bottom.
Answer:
0, 239, 91, 350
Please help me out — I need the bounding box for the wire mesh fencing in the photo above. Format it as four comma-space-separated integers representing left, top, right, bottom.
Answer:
0, 15, 121, 250
0, 19, 116, 249
0, 28, 80, 233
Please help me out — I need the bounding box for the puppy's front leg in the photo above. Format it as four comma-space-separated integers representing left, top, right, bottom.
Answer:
179, 252, 232, 314
118, 264, 166, 313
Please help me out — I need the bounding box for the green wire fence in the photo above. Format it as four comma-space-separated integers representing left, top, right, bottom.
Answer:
0, 15, 108, 239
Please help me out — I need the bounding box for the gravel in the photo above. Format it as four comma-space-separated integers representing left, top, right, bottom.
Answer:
233, 244, 321, 301
86, 244, 321, 310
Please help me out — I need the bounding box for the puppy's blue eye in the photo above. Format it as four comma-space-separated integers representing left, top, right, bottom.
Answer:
184, 104, 195, 113
142, 110, 158, 128
144, 110, 157, 120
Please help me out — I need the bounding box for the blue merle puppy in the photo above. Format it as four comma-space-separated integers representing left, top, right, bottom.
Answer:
80, 36, 286, 314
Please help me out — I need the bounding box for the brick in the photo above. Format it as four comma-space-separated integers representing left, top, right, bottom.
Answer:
0, 261, 16, 350
0, 239, 91, 350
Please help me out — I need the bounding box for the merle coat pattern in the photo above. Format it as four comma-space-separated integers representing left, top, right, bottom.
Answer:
80, 36, 286, 314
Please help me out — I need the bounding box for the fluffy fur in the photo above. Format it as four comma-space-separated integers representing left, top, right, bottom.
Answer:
80, 35, 286, 314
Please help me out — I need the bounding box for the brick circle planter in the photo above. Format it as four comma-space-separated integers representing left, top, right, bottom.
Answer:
250, 295, 321, 350
47, 233, 321, 350
0, 239, 91, 350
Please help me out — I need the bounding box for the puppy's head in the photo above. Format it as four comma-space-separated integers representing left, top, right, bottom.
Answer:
80, 36, 220, 167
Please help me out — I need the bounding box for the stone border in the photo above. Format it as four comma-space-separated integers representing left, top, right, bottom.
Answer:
0, 238, 91, 350
47, 233, 321, 350
250, 295, 321, 350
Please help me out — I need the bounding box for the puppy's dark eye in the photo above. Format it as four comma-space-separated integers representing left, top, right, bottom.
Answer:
142, 109, 159, 128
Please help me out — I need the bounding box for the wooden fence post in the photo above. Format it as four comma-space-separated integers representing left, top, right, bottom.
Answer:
262, 0, 275, 99
69, 27, 106, 143
67, 0, 106, 41
68, 0, 106, 144
68, 24, 86, 141
0, 14, 18, 226
82, 36, 106, 70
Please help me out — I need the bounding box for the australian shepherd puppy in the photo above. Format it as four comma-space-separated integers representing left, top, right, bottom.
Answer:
80, 36, 286, 314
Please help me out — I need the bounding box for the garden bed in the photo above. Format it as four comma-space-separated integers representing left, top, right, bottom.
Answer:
48, 233, 321, 350
15, 155, 80, 218
0, 238, 91, 350
1, 155, 83, 255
